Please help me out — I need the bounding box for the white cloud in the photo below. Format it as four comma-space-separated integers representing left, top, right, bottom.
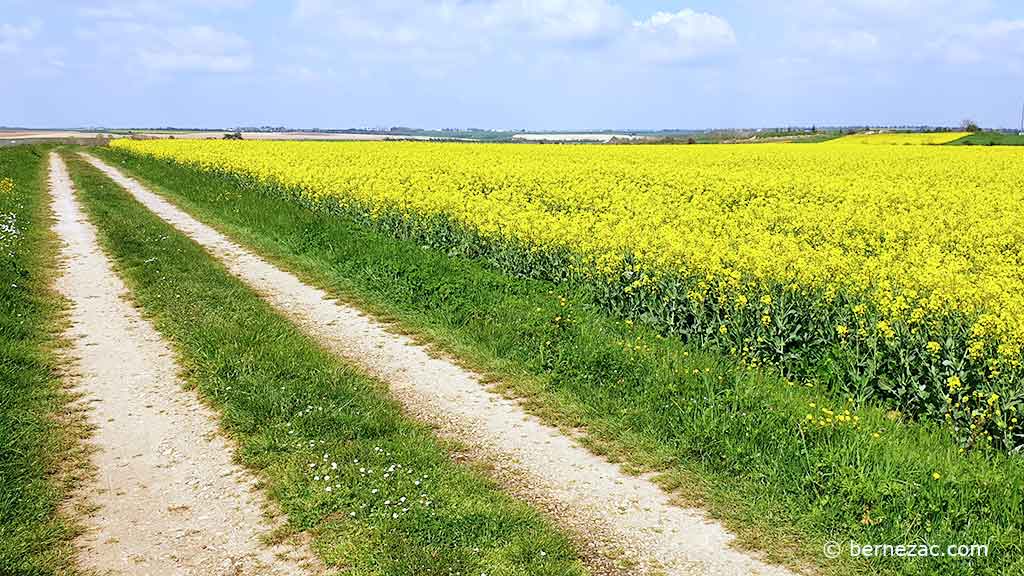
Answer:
80, 1, 169, 21
75, 22, 253, 74
790, 0, 987, 23
76, 4, 254, 76
630, 9, 736, 64
139, 25, 252, 72
294, 0, 625, 46
768, 0, 1004, 70
0, 20, 41, 54
823, 29, 880, 59
80, 0, 253, 21
490, 0, 626, 42
291, 1, 735, 73
278, 63, 328, 82
932, 19, 1024, 69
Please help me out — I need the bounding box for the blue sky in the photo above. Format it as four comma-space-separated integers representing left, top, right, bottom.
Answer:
2, 0, 1022, 129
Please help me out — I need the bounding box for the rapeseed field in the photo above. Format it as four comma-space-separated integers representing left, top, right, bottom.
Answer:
113, 139, 1024, 449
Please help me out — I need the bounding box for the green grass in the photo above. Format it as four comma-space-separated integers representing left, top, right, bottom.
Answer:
948, 132, 1024, 146
91, 147, 1024, 576
0, 147, 86, 574
62, 152, 588, 576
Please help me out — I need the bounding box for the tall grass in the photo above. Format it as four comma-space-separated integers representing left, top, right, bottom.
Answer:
0, 147, 85, 574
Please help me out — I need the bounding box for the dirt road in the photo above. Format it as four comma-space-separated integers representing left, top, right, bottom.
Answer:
49, 152, 318, 576
82, 152, 797, 576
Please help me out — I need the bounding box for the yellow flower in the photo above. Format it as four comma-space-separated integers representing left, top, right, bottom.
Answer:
826, 132, 970, 145
876, 320, 895, 339
932, 472, 941, 480
110, 137, 1024, 419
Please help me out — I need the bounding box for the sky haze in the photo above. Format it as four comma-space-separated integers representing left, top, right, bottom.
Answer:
2, 0, 1022, 129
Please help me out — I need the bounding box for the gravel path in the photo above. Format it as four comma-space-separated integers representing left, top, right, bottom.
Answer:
83, 152, 798, 576
50, 152, 318, 576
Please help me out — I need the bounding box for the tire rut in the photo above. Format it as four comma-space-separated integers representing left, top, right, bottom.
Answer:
50, 152, 319, 576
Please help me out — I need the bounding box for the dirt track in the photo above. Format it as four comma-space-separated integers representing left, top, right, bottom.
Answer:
82, 151, 797, 576
49, 152, 318, 576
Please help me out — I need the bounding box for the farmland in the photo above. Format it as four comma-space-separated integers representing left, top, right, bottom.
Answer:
112, 139, 1024, 451
3, 134, 1023, 576
11, 0, 1024, 574
86, 139, 1024, 576
951, 132, 1024, 146
824, 132, 969, 145
59, 152, 590, 576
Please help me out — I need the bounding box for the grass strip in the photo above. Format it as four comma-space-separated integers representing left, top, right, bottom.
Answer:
0, 146, 86, 574
92, 146, 1024, 576
949, 132, 1024, 146
62, 152, 587, 575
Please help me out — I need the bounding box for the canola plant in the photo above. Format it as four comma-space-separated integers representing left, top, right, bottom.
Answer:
112, 137, 1024, 449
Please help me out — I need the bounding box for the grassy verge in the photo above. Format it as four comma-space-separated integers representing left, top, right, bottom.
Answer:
91, 147, 1024, 576
63, 153, 588, 575
949, 132, 1024, 146
0, 147, 86, 574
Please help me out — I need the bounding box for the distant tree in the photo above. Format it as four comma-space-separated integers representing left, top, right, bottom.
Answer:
960, 119, 981, 132
223, 131, 243, 140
